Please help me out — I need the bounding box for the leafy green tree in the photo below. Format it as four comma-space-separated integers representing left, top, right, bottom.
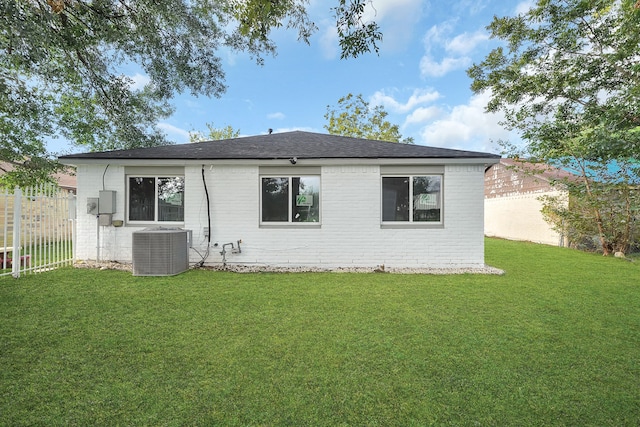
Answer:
333, 0, 383, 59
539, 159, 640, 254
1, 0, 381, 186
324, 93, 414, 143
468, 0, 640, 254
0, 157, 61, 189
189, 123, 241, 142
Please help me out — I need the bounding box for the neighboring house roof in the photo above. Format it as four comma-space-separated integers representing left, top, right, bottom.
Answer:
499, 158, 576, 181
54, 169, 77, 192
58, 131, 501, 162
0, 162, 76, 192
485, 158, 577, 199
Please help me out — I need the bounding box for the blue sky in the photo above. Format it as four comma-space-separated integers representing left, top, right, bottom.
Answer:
55, 0, 533, 156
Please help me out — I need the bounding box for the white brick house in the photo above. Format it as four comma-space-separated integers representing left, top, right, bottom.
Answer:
60, 131, 500, 270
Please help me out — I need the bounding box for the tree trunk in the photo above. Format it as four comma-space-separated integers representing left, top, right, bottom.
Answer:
578, 161, 611, 255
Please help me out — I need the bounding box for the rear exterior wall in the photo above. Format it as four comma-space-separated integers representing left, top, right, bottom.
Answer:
74, 162, 487, 269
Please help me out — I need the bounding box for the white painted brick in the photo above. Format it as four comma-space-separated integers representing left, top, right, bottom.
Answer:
73, 162, 488, 268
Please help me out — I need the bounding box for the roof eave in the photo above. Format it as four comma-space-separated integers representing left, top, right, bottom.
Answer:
59, 156, 501, 167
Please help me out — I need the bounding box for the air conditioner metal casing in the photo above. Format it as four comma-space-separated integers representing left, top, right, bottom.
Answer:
132, 228, 189, 276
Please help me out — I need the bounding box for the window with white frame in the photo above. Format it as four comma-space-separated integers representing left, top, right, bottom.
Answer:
261, 175, 320, 224
382, 175, 442, 223
127, 176, 185, 223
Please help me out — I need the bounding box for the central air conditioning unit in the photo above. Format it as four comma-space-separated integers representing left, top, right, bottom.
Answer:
132, 227, 190, 276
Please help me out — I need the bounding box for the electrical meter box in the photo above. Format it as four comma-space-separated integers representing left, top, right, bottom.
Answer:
87, 197, 99, 215
99, 190, 116, 214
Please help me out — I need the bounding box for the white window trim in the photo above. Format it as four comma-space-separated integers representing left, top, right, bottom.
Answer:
381, 174, 443, 227
259, 175, 321, 227
126, 174, 185, 226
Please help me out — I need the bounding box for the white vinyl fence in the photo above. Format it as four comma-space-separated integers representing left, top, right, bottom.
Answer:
1, 185, 76, 278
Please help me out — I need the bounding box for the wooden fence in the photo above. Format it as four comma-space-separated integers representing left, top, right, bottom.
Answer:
0, 185, 76, 278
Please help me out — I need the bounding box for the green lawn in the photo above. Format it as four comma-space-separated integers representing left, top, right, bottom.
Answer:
0, 241, 74, 275
1, 238, 639, 426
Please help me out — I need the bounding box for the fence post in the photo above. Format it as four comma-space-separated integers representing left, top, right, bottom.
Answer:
12, 188, 22, 278
68, 193, 77, 264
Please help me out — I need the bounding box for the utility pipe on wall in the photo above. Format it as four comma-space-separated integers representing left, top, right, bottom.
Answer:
96, 216, 100, 262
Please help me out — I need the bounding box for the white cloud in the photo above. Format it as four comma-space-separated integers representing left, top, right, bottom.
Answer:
370, 88, 441, 113
223, 49, 239, 67
318, 0, 423, 57
365, 0, 423, 22
128, 73, 150, 90
420, 22, 479, 78
319, 22, 339, 59
417, 91, 510, 152
419, 55, 471, 78
157, 123, 191, 143
267, 112, 286, 120
515, 1, 535, 15
184, 100, 202, 109
273, 126, 317, 134
446, 30, 490, 56
423, 21, 456, 52
363, 0, 424, 49
455, 0, 487, 15
420, 22, 491, 78
404, 106, 442, 126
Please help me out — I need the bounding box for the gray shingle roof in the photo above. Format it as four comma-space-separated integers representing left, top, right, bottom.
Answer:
58, 131, 500, 161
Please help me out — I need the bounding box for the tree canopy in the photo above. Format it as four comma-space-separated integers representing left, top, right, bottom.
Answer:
468, 0, 640, 254
189, 123, 241, 143
1, 0, 382, 186
468, 0, 640, 161
324, 93, 414, 143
